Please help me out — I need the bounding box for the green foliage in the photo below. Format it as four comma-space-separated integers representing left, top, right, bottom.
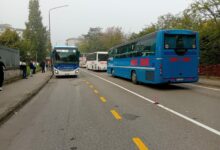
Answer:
129, 0, 220, 65
23, 0, 48, 62
18, 39, 34, 62
0, 28, 34, 62
77, 27, 126, 53
0, 29, 20, 49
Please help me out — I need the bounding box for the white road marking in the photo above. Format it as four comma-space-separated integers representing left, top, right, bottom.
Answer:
183, 83, 220, 92
82, 70, 220, 136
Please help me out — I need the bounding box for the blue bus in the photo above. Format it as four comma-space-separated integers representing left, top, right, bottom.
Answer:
107, 29, 199, 84
52, 45, 80, 77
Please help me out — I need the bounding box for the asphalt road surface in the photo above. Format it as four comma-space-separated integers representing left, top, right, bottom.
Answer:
0, 69, 220, 150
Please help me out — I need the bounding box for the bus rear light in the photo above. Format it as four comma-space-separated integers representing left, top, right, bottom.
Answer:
183, 57, 190, 62
170, 58, 178, 62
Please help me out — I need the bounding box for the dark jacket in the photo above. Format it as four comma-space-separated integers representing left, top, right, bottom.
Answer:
0, 61, 6, 73
29, 62, 35, 69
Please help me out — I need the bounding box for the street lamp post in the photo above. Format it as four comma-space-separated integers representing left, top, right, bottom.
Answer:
48, 5, 68, 49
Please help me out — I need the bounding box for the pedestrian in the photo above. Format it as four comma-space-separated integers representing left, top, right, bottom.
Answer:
33, 62, 36, 74
20, 62, 27, 79
0, 56, 6, 91
40, 61, 45, 73
29, 60, 34, 77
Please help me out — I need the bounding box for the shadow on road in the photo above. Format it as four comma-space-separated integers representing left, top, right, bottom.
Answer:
54, 75, 78, 79
110, 75, 190, 91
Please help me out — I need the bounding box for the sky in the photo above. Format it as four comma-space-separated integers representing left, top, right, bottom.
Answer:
0, 0, 193, 46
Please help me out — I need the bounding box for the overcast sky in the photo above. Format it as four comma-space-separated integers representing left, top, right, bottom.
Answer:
0, 0, 193, 45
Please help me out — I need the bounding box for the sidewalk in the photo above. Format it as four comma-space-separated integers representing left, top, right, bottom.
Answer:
0, 71, 52, 124
198, 76, 220, 88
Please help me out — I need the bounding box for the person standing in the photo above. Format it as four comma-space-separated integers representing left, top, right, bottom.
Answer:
29, 60, 34, 77
40, 61, 45, 73
0, 56, 6, 91
33, 62, 36, 74
20, 62, 27, 79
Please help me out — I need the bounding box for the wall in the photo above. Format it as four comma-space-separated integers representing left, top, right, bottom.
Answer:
0, 46, 21, 83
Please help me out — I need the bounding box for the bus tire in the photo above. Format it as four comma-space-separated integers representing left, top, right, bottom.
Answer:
131, 71, 138, 84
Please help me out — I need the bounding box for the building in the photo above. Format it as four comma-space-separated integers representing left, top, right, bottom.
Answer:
66, 38, 80, 46
0, 24, 12, 34
0, 24, 24, 38
14, 28, 24, 38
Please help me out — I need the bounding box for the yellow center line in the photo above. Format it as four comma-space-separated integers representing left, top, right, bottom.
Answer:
94, 89, 99, 94
110, 110, 122, 120
89, 85, 94, 88
132, 137, 149, 150
99, 96, 107, 103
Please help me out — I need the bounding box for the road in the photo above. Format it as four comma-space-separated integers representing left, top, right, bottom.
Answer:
0, 69, 220, 150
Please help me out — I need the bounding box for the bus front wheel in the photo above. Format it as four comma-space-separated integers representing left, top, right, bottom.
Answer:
131, 71, 138, 84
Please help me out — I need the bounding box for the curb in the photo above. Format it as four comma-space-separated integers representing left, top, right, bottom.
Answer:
0, 73, 53, 126
4, 76, 22, 85
197, 82, 220, 89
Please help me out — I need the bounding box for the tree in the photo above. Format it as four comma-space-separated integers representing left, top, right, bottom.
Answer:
23, 0, 48, 62
77, 27, 126, 53
129, 24, 157, 40
18, 39, 34, 62
101, 27, 125, 49
191, 0, 220, 24
129, 0, 220, 65
0, 28, 20, 49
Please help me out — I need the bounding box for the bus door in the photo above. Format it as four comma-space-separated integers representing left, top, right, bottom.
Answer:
162, 33, 198, 81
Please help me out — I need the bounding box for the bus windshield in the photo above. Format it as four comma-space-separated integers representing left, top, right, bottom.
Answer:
98, 54, 108, 61
54, 49, 79, 64
164, 34, 196, 49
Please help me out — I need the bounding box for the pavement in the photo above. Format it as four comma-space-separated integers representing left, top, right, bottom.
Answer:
0, 71, 52, 124
198, 76, 220, 88
0, 69, 219, 150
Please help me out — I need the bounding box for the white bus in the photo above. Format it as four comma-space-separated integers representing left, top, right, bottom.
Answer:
86, 52, 108, 71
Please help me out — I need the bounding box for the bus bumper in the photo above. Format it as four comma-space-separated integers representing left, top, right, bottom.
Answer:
160, 77, 199, 84
54, 68, 79, 76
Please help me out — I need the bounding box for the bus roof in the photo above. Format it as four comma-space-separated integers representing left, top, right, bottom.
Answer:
109, 29, 197, 51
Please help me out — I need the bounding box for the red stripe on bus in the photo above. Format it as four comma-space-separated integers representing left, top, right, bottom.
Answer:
140, 58, 149, 66
131, 59, 138, 66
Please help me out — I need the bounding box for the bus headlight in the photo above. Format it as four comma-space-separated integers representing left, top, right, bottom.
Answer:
75, 70, 79, 73
55, 70, 59, 74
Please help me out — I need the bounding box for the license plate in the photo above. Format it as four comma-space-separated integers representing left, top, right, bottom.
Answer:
176, 78, 184, 81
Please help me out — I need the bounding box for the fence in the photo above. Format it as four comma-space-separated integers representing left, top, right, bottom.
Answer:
0, 46, 21, 83
199, 64, 220, 77
0, 46, 20, 69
